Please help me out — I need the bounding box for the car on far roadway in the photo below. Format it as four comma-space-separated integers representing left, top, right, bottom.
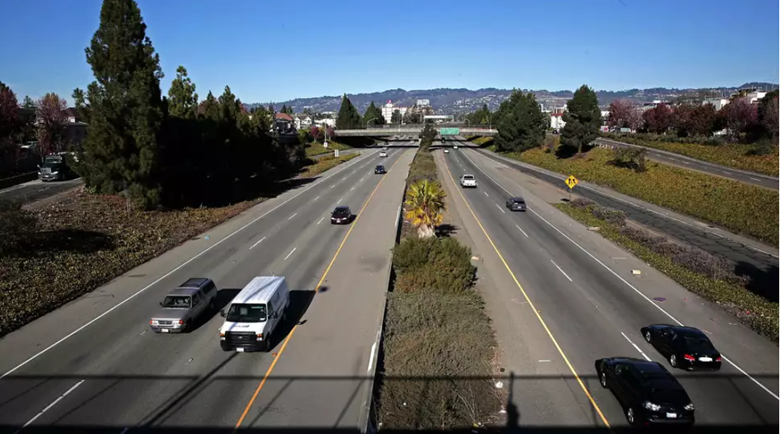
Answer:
150, 278, 217, 333
379, 151, 388, 158
596, 357, 695, 428
453, 145, 459, 149
640, 325, 722, 371
444, 149, 449, 154
506, 197, 527, 211
375, 165, 386, 174
441, 137, 445, 143
331, 206, 354, 224
460, 174, 477, 188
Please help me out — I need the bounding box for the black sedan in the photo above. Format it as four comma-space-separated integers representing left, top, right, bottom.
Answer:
330, 206, 354, 225
641, 325, 722, 371
596, 357, 695, 427
505, 197, 527, 212
375, 165, 386, 174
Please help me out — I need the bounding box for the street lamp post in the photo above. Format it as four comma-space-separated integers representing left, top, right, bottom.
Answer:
366, 117, 377, 129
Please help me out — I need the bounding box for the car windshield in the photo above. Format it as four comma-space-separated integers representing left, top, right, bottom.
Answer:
162, 295, 191, 308
333, 208, 349, 215
226, 303, 267, 323
463, 175, 474, 180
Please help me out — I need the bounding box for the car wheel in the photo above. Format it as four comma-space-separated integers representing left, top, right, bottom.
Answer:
670, 354, 678, 367
644, 331, 652, 343
599, 370, 608, 389
626, 407, 636, 426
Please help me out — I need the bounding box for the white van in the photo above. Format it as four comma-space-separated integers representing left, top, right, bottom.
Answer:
219, 276, 290, 352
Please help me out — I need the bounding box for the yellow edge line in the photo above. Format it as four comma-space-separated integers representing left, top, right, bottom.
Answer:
439, 151, 612, 429
233, 149, 411, 430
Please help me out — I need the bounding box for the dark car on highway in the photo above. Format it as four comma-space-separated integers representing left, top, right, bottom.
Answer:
331, 206, 353, 225
505, 197, 526, 212
640, 325, 722, 371
38, 154, 75, 182
375, 165, 386, 174
596, 357, 695, 427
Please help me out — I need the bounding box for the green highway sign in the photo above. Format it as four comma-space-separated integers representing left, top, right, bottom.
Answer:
440, 128, 460, 135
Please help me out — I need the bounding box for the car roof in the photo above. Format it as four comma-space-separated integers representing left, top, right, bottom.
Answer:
670, 326, 706, 337
168, 287, 200, 296
232, 276, 286, 305
462, 174, 475, 177
510, 197, 525, 201
334, 206, 350, 211
179, 277, 210, 288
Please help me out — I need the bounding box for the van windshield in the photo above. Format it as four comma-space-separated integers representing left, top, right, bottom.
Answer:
226, 303, 267, 323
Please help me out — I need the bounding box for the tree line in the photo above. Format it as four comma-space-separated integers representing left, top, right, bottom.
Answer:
67, 0, 303, 209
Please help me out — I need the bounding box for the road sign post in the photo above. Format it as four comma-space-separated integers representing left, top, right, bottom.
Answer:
565, 175, 579, 201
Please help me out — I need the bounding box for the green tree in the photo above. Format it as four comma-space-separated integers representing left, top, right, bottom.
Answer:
0, 82, 19, 143
19, 95, 37, 143
79, 0, 165, 209
404, 179, 446, 238
71, 88, 90, 124
419, 120, 437, 150
560, 85, 601, 155
167, 66, 198, 119
363, 101, 384, 126
336, 94, 362, 129
495, 91, 546, 153
391, 109, 402, 124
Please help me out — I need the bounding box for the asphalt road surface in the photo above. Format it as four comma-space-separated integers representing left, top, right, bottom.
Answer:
438, 145, 778, 430
473, 148, 778, 302
594, 137, 778, 190
0, 177, 84, 205
0, 144, 415, 432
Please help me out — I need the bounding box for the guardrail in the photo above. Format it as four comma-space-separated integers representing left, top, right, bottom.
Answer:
0, 171, 37, 190
335, 128, 498, 137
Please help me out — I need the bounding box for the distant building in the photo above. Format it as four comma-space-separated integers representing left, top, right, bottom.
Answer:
274, 113, 295, 134
702, 98, 730, 111
550, 113, 566, 130
381, 100, 408, 123
641, 100, 670, 112
416, 99, 430, 107
294, 114, 312, 130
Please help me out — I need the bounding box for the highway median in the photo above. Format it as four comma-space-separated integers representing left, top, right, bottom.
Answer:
375, 139, 503, 430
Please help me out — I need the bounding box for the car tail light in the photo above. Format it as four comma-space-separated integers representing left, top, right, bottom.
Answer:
178, 320, 184, 325
149, 320, 154, 325
715, 356, 722, 362
684, 354, 695, 362
256, 333, 263, 338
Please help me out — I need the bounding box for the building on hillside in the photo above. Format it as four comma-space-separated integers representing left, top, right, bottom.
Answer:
702, 98, 730, 111
550, 113, 566, 130
314, 118, 335, 128
381, 100, 408, 123
641, 100, 671, 112
294, 114, 312, 130
274, 113, 295, 134
416, 99, 430, 107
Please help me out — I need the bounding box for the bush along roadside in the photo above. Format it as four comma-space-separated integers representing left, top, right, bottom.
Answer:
376, 146, 502, 430
297, 153, 359, 179
556, 198, 778, 342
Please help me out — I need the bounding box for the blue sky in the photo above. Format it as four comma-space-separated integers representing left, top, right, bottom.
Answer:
1, 0, 777, 104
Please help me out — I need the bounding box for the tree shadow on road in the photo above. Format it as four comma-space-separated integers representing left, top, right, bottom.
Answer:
734, 262, 779, 303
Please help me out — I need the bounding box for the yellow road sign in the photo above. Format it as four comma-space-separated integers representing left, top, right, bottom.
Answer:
565, 175, 579, 189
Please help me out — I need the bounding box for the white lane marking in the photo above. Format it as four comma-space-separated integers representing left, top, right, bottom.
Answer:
484, 191, 489, 197
465, 148, 780, 401
722, 170, 732, 175
682, 161, 691, 165
317, 217, 325, 225
367, 341, 377, 372
359, 177, 364, 182
621, 332, 651, 361
750, 177, 761, 181
495, 203, 506, 214
16, 380, 85, 432
0, 149, 376, 380
283, 247, 297, 261
330, 184, 336, 189
287, 212, 297, 220
249, 236, 266, 250
515, 224, 529, 237
337, 197, 343, 203
539, 360, 551, 363
313, 195, 320, 201
350, 186, 355, 192
550, 260, 573, 282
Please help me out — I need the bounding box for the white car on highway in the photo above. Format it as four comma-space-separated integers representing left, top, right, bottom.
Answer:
219, 276, 290, 352
460, 174, 477, 188
379, 151, 388, 158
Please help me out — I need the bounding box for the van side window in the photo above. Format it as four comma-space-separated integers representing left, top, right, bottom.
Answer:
192, 293, 201, 305
267, 301, 274, 316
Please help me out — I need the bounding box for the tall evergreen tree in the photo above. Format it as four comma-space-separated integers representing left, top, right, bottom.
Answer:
561, 85, 601, 155
363, 101, 381, 126
391, 109, 402, 124
167, 66, 198, 119
336, 94, 362, 129
79, 0, 165, 209
495, 91, 546, 153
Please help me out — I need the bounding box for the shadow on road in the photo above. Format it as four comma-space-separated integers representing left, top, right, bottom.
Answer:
269, 289, 316, 349
734, 262, 779, 303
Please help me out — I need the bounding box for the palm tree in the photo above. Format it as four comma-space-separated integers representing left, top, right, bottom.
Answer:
404, 179, 446, 238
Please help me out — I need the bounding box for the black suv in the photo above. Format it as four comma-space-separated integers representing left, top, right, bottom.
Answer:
375, 165, 386, 174
596, 357, 695, 427
505, 197, 526, 212
331, 206, 353, 224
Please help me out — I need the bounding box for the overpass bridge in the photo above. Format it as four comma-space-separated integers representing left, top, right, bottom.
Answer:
334, 126, 497, 137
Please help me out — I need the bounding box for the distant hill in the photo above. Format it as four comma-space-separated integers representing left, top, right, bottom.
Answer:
247, 82, 778, 115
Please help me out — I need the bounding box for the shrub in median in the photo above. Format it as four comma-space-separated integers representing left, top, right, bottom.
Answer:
557, 201, 778, 342
392, 237, 476, 294
515, 147, 779, 246
379, 290, 500, 429
406, 150, 437, 185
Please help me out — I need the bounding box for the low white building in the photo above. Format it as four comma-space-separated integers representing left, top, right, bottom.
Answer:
702, 98, 730, 111
314, 118, 335, 128
550, 113, 566, 130
294, 114, 312, 130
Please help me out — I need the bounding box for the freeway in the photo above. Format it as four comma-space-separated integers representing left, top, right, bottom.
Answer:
472, 148, 778, 302
438, 145, 778, 430
594, 137, 779, 190
0, 144, 414, 432
0, 177, 84, 206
